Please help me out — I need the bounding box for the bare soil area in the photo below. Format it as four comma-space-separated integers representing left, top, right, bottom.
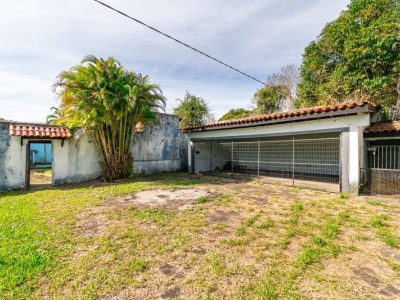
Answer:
6, 173, 399, 299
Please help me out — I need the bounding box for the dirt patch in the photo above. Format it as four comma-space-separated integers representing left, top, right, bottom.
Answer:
161, 286, 181, 299
76, 188, 210, 237
208, 209, 241, 223
30, 169, 52, 185
76, 214, 115, 237
160, 264, 175, 276
113, 188, 210, 210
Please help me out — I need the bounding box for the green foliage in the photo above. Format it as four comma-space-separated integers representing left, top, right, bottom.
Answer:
297, 0, 400, 113
46, 107, 64, 124
173, 92, 211, 127
218, 108, 251, 121
253, 84, 286, 114
53, 55, 165, 180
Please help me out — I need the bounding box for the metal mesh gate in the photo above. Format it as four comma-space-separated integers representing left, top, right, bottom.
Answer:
361, 145, 400, 195
194, 137, 340, 190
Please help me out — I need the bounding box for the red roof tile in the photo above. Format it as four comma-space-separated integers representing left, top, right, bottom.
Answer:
365, 121, 400, 134
182, 100, 377, 132
9, 123, 72, 138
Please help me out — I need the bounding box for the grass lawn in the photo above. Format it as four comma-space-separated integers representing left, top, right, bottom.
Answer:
1, 173, 400, 299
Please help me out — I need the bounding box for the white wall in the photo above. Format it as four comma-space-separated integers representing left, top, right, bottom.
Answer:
53, 134, 102, 185
0, 136, 26, 190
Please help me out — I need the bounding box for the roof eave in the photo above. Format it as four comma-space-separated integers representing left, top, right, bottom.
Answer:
183, 105, 372, 133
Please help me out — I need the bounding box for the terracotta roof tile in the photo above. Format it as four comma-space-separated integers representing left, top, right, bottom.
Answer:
182, 100, 377, 132
9, 123, 72, 138
365, 121, 400, 134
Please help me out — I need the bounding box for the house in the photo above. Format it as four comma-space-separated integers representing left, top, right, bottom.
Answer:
183, 100, 400, 195
0, 113, 187, 190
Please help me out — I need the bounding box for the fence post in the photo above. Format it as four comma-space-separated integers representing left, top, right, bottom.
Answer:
209, 140, 213, 174
292, 137, 295, 186
257, 139, 260, 181
231, 140, 234, 178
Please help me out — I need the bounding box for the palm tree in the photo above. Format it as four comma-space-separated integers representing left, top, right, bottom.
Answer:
46, 107, 64, 124
53, 55, 166, 180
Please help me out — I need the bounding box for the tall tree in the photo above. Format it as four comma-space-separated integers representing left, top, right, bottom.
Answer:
297, 0, 400, 115
174, 92, 211, 127
218, 108, 251, 121
253, 84, 286, 114
253, 65, 299, 114
53, 55, 165, 180
46, 107, 64, 124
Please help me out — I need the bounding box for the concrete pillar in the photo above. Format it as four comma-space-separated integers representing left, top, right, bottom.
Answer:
187, 139, 193, 173
340, 131, 350, 193
348, 125, 366, 194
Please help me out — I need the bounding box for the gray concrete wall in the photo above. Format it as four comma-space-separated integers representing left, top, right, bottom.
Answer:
132, 113, 185, 174
0, 122, 26, 190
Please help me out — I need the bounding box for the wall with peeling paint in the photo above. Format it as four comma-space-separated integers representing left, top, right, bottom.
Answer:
132, 113, 186, 174
0, 113, 187, 191
0, 122, 26, 190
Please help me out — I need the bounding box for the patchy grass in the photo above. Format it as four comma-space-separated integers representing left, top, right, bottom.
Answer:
369, 214, 400, 248
1, 173, 400, 299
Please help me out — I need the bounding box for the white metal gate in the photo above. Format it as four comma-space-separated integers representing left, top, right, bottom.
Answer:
363, 145, 400, 194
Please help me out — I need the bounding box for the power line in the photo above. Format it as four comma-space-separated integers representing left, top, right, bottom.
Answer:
93, 0, 267, 85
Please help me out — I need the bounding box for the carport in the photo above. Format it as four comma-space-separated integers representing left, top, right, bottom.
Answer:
192, 134, 341, 192
183, 100, 379, 194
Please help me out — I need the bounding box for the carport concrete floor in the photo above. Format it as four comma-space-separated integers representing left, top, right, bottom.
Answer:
1, 173, 399, 299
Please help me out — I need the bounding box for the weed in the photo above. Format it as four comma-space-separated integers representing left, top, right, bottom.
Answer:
258, 217, 275, 229
127, 258, 149, 272
369, 215, 399, 248
367, 200, 389, 207
292, 187, 301, 193
196, 196, 208, 204
207, 254, 225, 274
312, 235, 326, 247
129, 208, 170, 224
323, 220, 340, 239
296, 247, 320, 269
338, 211, 350, 221
255, 281, 278, 299
339, 192, 350, 199
244, 213, 261, 227
370, 214, 388, 228
236, 226, 247, 236
377, 228, 400, 248
291, 200, 304, 213
386, 259, 400, 278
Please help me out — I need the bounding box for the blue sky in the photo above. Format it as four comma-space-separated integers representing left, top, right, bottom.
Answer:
0, 0, 349, 122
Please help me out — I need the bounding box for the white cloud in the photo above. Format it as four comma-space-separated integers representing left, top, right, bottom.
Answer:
0, 0, 349, 122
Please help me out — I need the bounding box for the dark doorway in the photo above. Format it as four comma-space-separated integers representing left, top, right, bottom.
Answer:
25, 141, 53, 189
